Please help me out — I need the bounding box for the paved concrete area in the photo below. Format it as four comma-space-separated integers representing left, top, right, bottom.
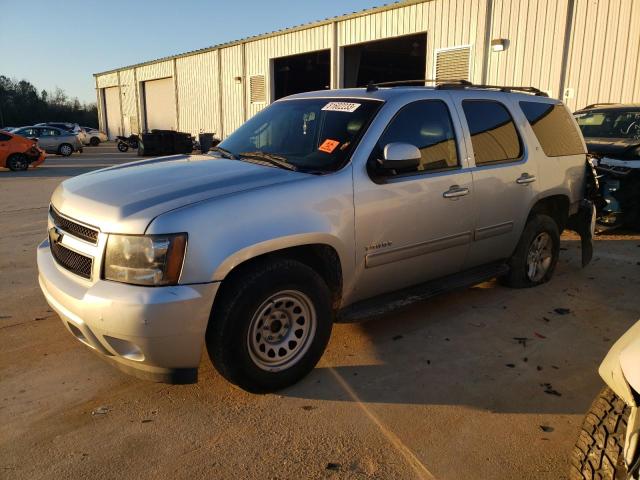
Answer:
1, 144, 639, 479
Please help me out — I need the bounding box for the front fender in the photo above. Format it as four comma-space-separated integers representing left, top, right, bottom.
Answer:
146, 167, 356, 289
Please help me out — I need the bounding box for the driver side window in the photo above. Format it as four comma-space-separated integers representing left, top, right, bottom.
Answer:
374, 100, 459, 175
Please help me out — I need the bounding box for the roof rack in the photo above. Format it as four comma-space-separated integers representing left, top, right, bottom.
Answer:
435, 83, 548, 96
365, 79, 470, 92
364, 79, 547, 96
580, 102, 617, 110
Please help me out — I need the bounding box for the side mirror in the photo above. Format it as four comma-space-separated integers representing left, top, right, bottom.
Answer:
378, 142, 421, 170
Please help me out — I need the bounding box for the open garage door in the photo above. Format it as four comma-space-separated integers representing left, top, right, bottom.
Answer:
103, 87, 122, 140
273, 50, 330, 100
343, 33, 427, 87
143, 77, 176, 131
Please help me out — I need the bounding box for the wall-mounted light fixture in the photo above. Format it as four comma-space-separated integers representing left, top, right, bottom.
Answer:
234, 76, 242, 84
491, 38, 508, 52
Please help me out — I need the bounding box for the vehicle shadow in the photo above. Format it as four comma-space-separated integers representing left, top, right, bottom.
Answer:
282, 237, 640, 415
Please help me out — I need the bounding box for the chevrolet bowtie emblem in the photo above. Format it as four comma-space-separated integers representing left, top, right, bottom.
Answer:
49, 226, 63, 244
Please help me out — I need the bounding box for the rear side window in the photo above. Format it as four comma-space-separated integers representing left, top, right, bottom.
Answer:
462, 100, 522, 166
0, 133, 11, 141
376, 100, 459, 173
520, 101, 585, 156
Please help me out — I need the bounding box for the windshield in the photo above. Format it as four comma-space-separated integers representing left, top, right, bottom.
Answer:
575, 110, 640, 139
217, 98, 382, 172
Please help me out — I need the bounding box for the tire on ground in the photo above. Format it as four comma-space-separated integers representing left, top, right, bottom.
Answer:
569, 386, 629, 480
6, 153, 28, 171
58, 143, 73, 156
206, 258, 333, 393
500, 213, 560, 288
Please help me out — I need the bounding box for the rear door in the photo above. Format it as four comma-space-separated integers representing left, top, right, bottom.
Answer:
351, 97, 475, 302
37, 128, 57, 151
452, 95, 538, 268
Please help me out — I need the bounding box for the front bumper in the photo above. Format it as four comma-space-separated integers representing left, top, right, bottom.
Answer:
37, 239, 219, 383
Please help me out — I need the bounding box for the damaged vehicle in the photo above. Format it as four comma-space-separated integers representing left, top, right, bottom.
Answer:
571, 320, 640, 480
575, 104, 640, 229
0, 130, 46, 171
37, 83, 596, 392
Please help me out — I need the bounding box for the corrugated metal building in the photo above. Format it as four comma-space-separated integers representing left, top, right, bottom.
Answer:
94, 0, 640, 140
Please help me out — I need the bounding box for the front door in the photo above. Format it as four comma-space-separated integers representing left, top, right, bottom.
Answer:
351, 98, 475, 302
453, 96, 538, 268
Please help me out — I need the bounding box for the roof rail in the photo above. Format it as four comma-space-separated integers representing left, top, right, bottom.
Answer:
436, 83, 548, 96
580, 102, 617, 110
364, 79, 547, 96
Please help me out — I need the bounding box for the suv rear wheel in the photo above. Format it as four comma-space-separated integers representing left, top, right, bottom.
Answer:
500, 214, 560, 288
206, 258, 333, 393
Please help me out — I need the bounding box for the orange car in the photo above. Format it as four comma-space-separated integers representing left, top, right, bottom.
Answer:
0, 130, 46, 171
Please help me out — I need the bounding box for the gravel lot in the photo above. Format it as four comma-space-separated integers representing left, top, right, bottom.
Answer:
1, 144, 639, 479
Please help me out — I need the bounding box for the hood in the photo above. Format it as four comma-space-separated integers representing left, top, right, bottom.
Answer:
51, 154, 306, 233
585, 137, 640, 159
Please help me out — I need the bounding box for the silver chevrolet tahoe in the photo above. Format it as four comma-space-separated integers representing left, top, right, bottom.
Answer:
37, 83, 596, 392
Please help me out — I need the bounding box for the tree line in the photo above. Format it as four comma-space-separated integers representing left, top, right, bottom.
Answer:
0, 76, 98, 128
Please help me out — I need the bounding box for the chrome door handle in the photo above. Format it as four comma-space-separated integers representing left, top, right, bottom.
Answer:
443, 185, 470, 199
516, 173, 537, 184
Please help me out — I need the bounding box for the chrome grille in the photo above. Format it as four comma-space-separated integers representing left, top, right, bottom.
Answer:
49, 206, 99, 244
50, 240, 93, 279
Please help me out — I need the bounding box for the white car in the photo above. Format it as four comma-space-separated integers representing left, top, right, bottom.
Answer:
81, 127, 108, 146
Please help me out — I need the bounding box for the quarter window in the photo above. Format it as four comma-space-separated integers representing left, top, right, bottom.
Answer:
375, 100, 459, 173
0, 133, 11, 141
520, 101, 585, 156
462, 100, 522, 165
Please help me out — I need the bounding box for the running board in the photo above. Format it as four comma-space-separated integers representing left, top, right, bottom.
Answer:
337, 262, 509, 323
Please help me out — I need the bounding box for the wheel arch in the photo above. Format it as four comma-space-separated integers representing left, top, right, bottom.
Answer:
214, 241, 344, 310
528, 194, 570, 232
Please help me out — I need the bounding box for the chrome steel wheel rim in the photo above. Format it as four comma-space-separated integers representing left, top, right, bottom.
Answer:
526, 232, 553, 282
61, 145, 72, 155
247, 290, 316, 372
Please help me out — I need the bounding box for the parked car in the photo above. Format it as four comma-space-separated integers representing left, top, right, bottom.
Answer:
570, 319, 640, 480
36, 122, 87, 146
0, 130, 46, 171
81, 126, 107, 146
13, 126, 82, 156
37, 84, 595, 392
574, 104, 640, 228
0, 126, 16, 132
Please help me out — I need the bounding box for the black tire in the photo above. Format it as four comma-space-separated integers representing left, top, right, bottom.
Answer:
206, 258, 333, 393
500, 214, 560, 288
89, 137, 100, 146
6, 153, 28, 171
569, 387, 630, 480
117, 142, 128, 152
58, 143, 73, 157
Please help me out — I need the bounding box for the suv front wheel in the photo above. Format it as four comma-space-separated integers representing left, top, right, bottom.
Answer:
501, 214, 560, 288
206, 258, 333, 393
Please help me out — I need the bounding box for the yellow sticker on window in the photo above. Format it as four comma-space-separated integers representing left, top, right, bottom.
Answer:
318, 139, 340, 154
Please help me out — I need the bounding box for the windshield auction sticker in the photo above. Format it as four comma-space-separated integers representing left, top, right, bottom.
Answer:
321, 102, 361, 113
318, 139, 340, 153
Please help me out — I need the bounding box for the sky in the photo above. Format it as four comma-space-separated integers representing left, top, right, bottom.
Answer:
0, 0, 386, 104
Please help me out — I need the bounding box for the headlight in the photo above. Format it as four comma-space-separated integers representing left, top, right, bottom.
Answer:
104, 233, 187, 286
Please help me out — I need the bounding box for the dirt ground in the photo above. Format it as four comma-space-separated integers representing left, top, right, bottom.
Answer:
1, 145, 639, 479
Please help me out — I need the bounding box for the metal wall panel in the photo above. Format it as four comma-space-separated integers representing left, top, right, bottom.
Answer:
176, 50, 221, 137
486, 0, 569, 98
563, 0, 640, 111
96, 73, 118, 88
118, 69, 138, 136
220, 44, 245, 136
136, 61, 173, 82
244, 24, 333, 118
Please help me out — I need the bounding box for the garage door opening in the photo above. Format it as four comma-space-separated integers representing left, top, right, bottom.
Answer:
343, 33, 427, 87
143, 77, 176, 131
273, 50, 330, 100
103, 87, 122, 140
